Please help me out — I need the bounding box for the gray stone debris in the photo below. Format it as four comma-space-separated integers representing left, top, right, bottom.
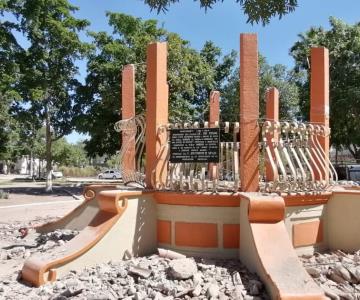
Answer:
1, 218, 269, 299
0, 218, 79, 263
0, 253, 270, 299
207, 283, 220, 298
168, 258, 198, 280
129, 265, 153, 279
300, 250, 360, 299
158, 248, 186, 259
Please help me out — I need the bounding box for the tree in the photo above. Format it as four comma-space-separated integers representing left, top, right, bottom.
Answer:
221, 55, 301, 122
259, 57, 301, 119
290, 17, 360, 161
52, 139, 88, 167
0, 5, 22, 167
197, 41, 237, 119
143, 0, 298, 25
3, 0, 90, 190
76, 13, 236, 157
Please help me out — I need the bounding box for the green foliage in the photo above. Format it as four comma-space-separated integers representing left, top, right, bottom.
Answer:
290, 17, 360, 159
144, 0, 298, 25
58, 166, 97, 177
221, 55, 301, 122
259, 58, 301, 120
76, 13, 236, 157
10, 125, 89, 166
2, 0, 90, 189
52, 139, 88, 167
104, 155, 119, 169
0, 4, 22, 160
8, 0, 90, 137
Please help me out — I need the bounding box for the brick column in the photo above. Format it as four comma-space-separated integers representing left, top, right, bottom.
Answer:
240, 34, 259, 192
145, 42, 169, 189
265, 87, 279, 181
121, 64, 136, 173
310, 47, 329, 181
209, 91, 220, 179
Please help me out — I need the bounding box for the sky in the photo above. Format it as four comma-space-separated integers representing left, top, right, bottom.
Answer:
62, 0, 360, 143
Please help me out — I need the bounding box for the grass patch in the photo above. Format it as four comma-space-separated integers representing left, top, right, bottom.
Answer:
0, 180, 13, 186
59, 166, 97, 177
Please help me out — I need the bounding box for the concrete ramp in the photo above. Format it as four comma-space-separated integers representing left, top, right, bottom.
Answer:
36, 185, 118, 233
21, 189, 156, 287
239, 193, 326, 300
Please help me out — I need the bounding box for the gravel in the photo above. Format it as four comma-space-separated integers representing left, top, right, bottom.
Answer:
0, 218, 269, 299
300, 250, 360, 299
0, 218, 78, 262
0, 255, 269, 300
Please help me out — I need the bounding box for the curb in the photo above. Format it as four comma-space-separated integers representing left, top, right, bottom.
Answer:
58, 188, 83, 201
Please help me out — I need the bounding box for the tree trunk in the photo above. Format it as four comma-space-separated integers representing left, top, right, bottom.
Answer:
45, 104, 53, 192
353, 145, 360, 164
3, 161, 8, 175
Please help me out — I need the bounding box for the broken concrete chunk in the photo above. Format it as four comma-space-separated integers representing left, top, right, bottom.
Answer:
168, 258, 197, 280
128, 265, 152, 279
232, 271, 243, 285
192, 284, 202, 297
158, 248, 186, 259
333, 263, 351, 282
306, 267, 321, 278
207, 283, 220, 298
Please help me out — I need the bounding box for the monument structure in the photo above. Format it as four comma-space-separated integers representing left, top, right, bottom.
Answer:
20, 34, 360, 300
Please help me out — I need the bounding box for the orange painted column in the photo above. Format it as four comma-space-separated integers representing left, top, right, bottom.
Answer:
240, 34, 259, 192
310, 47, 329, 181
265, 87, 279, 181
209, 90, 220, 126
121, 64, 136, 173
145, 42, 169, 189
209, 91, 220, 179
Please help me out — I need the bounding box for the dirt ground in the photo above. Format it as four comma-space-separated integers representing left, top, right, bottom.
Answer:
0, 184, 82, 223
0, 181, 83, 283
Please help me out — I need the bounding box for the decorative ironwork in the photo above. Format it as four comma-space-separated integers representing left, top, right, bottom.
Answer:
260, 121, 337, 193
151, 121, 240, 192
114, 115, 336, 193
114, 114, 146, 187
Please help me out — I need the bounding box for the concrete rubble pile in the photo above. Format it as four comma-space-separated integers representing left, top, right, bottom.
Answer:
301, 250, 360, 300
0, 218, 78, 261
0, 218, 269, 300
0, 255, 269, 299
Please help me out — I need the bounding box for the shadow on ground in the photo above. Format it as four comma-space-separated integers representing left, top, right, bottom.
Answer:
1, 186, 83, 197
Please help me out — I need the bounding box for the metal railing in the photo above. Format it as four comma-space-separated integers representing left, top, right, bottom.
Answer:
151, 121, 241, 192
259, 121, 337, 193
114, 114, 146, 187
114, 115, 337, 193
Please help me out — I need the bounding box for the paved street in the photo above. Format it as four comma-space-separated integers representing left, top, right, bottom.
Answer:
0, 177, 82, 223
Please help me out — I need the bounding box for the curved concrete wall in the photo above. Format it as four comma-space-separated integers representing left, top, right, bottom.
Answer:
55, 193, 157, 278
327, 191, 360, 251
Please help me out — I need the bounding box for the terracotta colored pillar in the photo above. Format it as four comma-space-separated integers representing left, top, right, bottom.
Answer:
209, 90, 220, 127
145, 42, 169, 189
209, 91, 220, 179
310, 47, 329, 181
121, 64, 136, 173
265, 87, 279, 181
240, 34, 259, 192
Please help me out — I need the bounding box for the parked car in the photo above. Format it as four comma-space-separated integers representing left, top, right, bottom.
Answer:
98, 169, 121, 180
36, 170, 63, 180
52, 171, 63, 179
